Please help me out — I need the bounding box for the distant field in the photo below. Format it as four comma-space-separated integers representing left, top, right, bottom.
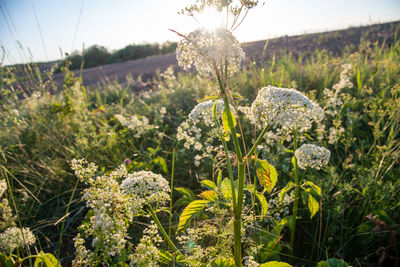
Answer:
12, 20, 400, 91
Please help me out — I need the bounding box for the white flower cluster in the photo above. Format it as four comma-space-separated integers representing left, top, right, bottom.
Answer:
0, 180, 6, 198
295, 144, 331, 170
177, 100, 233, 166
176, 27, 244, 75
264, 191, 294, 225
333, 63, 353, 91
75, 171, 135, 263
71, 158, 98, 183
71, 160, 168, 265
251, 86, 324, 132
0, 227, 36, 251
244, 255, 259, 267
323, 63, 353, 117
120, 170, 170, 206
114, 114, 156, 138
129, 221, 163, 267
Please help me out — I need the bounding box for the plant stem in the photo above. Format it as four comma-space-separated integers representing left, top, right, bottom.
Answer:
215, 69, 244, 266
246, 124, 270, 158
290, 131, 300, 259
168, 148, 176, 250
147, 205, 183, 256
57, 177, 80, 266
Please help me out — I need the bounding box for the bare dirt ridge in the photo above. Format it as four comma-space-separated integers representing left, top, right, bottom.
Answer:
20, 21, 400, 91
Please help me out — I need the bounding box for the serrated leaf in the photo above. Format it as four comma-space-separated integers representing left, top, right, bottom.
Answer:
256, 160, 278, 193
220, 178, 233, 200
304, 181, 322, 197
34, 251, 61, 267
158, 249, 173, 264
222, 108, 237, 133
279, 182, 295, 204
317, 258, 350, 267
256, 192, 269, 221
199, 190, 218, 201
201, 179, 217, 189
260, 261, 292, 267
307, 193, 319, 218
175, 187, 195, 200
178, 200, 210, 232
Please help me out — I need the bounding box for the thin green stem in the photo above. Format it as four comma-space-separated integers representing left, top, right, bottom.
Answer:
147, 205, 183, 256
215, 69, 245, 266
246, 124, 270, 158
290, 131, 300, 259
57, 177, 80, 266
168, 148, 176, 249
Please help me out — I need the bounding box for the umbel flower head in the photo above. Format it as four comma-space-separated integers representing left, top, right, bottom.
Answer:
176, 27, 244, 75
295, 144, 331, 170
251, 86, 324, 132
0, 227, 36, 251
188, 99, 236, 127
120, 171, 170, 206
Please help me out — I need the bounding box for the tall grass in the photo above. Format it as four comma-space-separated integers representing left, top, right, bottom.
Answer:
0, 36, 399, 265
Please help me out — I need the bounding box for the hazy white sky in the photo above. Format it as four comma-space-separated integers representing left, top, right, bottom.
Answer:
1, 0, 400, 65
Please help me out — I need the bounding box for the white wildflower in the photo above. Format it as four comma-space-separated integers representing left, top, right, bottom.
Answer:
71, 159, 98, 184
114, 114, 156, 138
121, 171, 170, 206
295, 144, 331, 170
251, 86, 324, 132
129, 221, 162, 267
0, 227, 36, 251
176, 27, 244, 75
333, 63, 353, 92
244, 255, 259, 267
0, 180, 7, 198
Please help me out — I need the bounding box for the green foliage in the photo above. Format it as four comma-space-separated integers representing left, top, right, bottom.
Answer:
177, 199, 210, 232
317, 258, 350, 267
1, 31, 399, 266
256, 159, 278, 193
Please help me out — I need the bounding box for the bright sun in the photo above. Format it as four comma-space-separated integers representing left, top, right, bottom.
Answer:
196, 7, 223, 30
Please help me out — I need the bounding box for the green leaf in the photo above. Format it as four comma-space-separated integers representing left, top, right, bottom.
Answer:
222, 108, 237, 133
304, 181, 322, 197
201, 179, 217, 189
219, 178, 233, 200
175, 187, 195, 200
34, 251, 61, 267
260, 261, 292, 267
317, 258, 350, 267
256, 159, 278, 193
307, 193, 319, 218
216, 170, 223, 187
279, 182, 295, 204
199, 190, 218, 201
256, 191, 269, 221
209, 257, 235, 266
178, 200, 210, 232
158, 249, 173, 264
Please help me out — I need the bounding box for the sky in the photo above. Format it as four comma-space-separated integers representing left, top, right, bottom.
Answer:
1, 0, 400, 65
